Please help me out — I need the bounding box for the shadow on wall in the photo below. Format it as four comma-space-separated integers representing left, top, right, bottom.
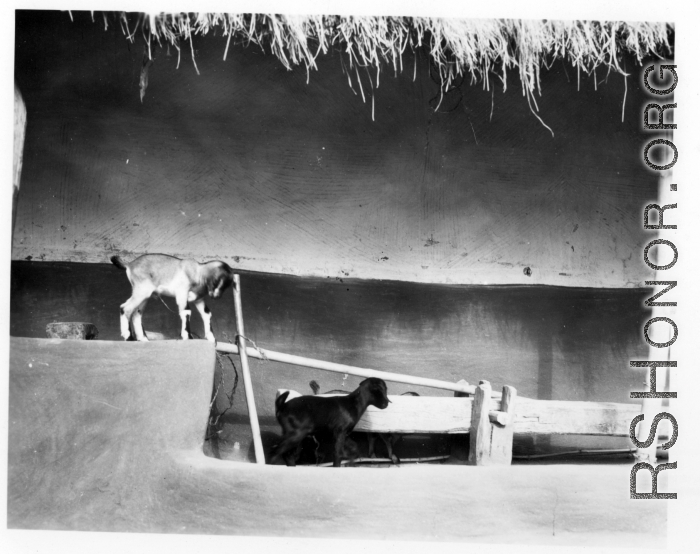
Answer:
11, 261, 650, 410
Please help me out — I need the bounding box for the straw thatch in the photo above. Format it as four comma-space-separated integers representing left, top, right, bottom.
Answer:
101, 13, 673, 109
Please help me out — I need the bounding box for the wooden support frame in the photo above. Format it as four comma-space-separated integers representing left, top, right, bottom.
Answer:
467, 381, 517, 466
280, 378, 520, 466
278, 384, 644, 466
347, 393, 639, 437
220, 281, 636, 467
222, 339, 643, 436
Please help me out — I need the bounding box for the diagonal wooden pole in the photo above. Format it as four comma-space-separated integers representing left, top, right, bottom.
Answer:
232, 274, 265, 464
215, 341, 502, 399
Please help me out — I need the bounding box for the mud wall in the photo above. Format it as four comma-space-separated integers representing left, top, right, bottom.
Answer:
11, 260, 650, 408
11, 12, 660, 458
13, 11, 659, 287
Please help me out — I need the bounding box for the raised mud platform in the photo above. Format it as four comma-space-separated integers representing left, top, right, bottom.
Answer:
8, 337, 665, 545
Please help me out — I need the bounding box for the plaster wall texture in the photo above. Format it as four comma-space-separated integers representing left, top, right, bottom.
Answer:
13, 11, 661, 287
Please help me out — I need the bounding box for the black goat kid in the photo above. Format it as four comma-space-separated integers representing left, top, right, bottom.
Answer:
270, 378, 390, 467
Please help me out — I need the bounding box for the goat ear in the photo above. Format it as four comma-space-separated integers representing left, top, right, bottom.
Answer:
207, 275, 219, 291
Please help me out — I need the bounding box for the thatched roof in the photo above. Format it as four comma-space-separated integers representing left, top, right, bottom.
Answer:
97, 12, 673, 119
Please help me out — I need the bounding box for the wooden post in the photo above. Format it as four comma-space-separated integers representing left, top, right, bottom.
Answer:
467, 382, 517, 466
232, 275, 265, 465
467, 380, 492, 465
489, 385, 517, 464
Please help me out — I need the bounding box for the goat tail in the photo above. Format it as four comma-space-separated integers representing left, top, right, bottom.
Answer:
110, 255, 127, 270
309, 380, 320, 395
275, 391, 290, 416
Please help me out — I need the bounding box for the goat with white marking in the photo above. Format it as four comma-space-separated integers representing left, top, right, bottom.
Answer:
111, 254, 234, 342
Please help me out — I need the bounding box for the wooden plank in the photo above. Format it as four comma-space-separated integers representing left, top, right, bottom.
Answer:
357, 396, 490, 433
276, 389, 496, 433
489, 385, 517, 465
468, 381, 493, 465
278, 389, 641, 436
512, 397, 641, 436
